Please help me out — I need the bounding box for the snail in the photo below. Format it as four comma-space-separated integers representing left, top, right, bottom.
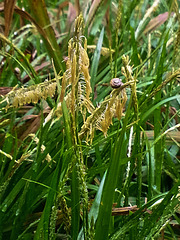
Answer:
110, 78, 123, 89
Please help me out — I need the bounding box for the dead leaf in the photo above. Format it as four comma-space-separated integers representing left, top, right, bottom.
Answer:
144, 12, 174, 34
4, 0, 17, 36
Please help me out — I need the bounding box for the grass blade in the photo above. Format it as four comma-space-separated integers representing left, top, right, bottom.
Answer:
94, 95, 133, 240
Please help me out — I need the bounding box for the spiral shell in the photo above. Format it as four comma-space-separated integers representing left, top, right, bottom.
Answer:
110, 78, 123, 89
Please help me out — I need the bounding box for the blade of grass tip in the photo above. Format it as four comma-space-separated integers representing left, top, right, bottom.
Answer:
0, 33, 39, 84
90, 27, 104, 100
94, 95, 133, 240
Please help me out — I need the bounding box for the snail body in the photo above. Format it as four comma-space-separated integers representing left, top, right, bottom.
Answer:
110, 78, 123, 89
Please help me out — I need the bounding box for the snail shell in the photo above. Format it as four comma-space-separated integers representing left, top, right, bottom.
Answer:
110, 78, 123, 89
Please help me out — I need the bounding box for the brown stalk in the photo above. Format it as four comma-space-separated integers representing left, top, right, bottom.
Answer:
112, 205, 152, 216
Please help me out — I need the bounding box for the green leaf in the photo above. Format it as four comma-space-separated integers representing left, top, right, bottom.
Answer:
90, 27, 104, 99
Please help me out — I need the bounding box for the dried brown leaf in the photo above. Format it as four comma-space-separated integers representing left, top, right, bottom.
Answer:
4, 0, 17, 36
144, 12, 174, 34
86, 0, 103, 25
0, 3, 53, 49
14, 6, 53, 48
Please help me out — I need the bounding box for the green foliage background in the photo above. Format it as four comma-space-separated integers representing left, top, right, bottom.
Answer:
0, 0, 180, 239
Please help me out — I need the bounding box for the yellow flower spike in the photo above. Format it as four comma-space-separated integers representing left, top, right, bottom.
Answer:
13, 97, 19, 108
33, 92, 39, 104
80, 46, 89, 67
18, 94, 24, 107
24, 92, 31, 104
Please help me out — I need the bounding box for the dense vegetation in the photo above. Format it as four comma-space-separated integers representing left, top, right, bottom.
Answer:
0, 0, 180, 239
